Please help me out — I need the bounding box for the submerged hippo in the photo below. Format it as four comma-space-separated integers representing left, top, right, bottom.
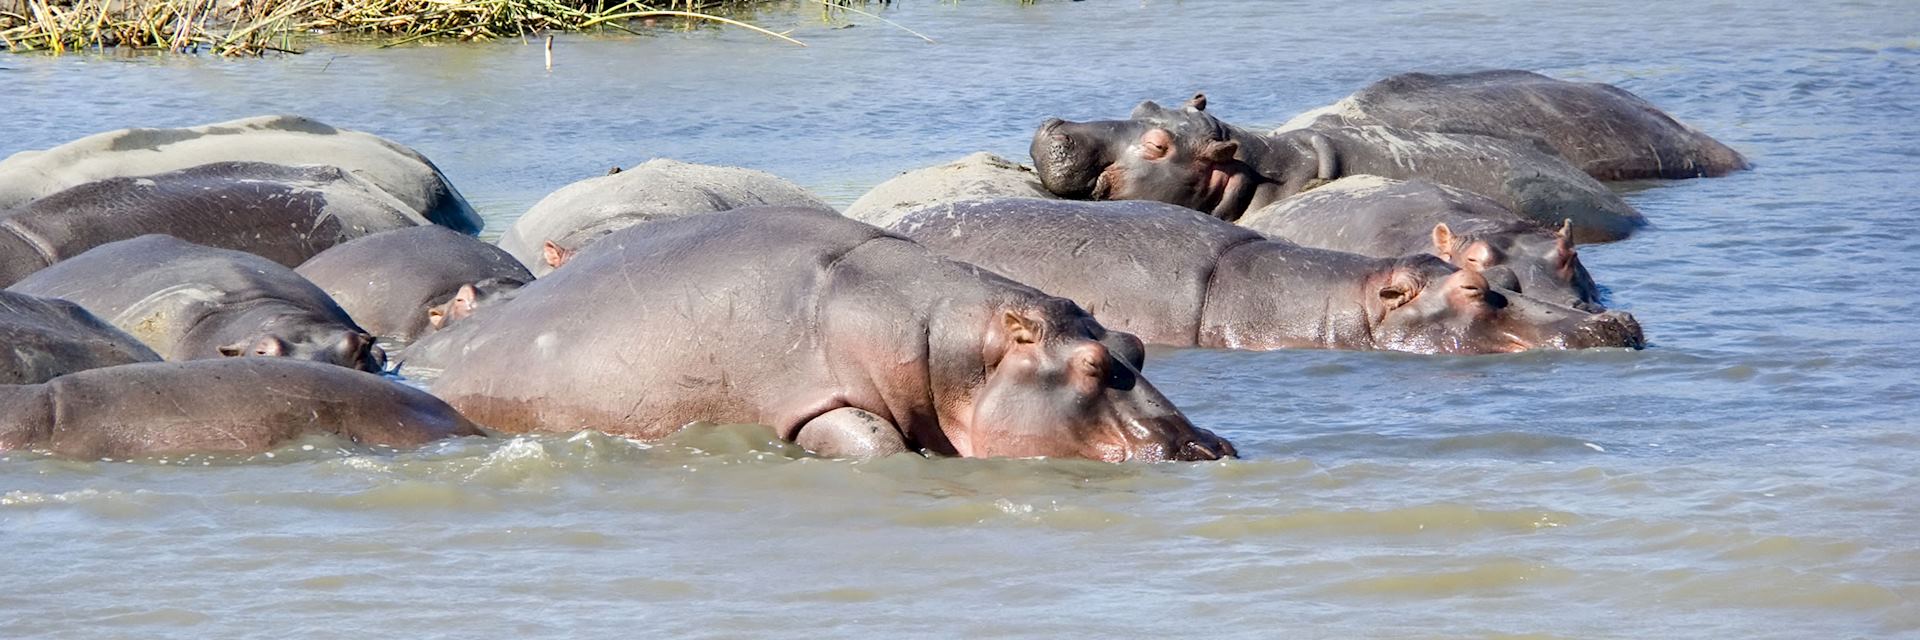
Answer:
8, 235, 384, 372
0, 161, 430, 287
498, 159, 829, 275
406, 206, 1232, 462
1031, 95, 1646, 243
296, 226, 531, 343
1280, 70, 1749, 180
843, 152, 1056, 227
1, 290, 160, 385
0, 359, 482, 459
888, 199, 1643, 354
1237, 176, 1601, 309
0, 115, 481, 233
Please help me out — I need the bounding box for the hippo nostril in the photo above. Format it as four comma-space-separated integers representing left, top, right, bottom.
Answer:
1178, 435, 1236, 461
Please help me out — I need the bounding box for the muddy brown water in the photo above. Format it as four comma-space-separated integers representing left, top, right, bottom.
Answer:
3, 1, 1919, 638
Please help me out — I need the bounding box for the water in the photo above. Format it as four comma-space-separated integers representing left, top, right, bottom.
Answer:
4, 1, 1919, 637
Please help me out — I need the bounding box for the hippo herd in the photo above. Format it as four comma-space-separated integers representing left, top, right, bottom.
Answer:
0, 70, 1746, 463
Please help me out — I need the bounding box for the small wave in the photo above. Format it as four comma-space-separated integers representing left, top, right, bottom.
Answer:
1189, 504, 1579, 539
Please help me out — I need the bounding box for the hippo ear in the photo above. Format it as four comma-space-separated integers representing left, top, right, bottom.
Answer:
1001, 310, 1040, 345
1186, 92, 1208, 111
1375, 270, 1423, 311
542, 241, 576, 270
427, 305, 449, 330
219, 335, 287, 358
1199, 140, 1239, 165
451, 283, 479, 313
1430, 223, 1455, 258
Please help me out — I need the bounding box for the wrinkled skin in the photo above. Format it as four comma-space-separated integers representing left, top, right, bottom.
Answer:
0, 161, 430, 287
0, 114, 481, 233
296, 225, 531, 343
0, 359, 482, 458
405, 206, 1232, 462
1031, 95, 1647, 243
0, 290, 160, 384
889, 198, 1643, 354
1238, 176, 1602, 309
1282, 69, 1750, 180
7, 235, 384, 372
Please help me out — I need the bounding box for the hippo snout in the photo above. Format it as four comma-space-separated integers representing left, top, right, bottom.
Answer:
1173, 429, 1238, 461
1569, 310, 1645, 349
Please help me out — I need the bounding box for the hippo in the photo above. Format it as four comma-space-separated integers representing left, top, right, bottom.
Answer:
1237, 176, 1601, 309
296, 226, 532, 343
1279, 70, 1749, 181
405, 206, 1233, 462
0, 161, 431, 287
0, 359, 482, 458
1, 290, 161, 385
843, 152, 1056, 227
498, 158, 829, 275
0, 115, 481, 233
888, 198, 1643, 354
7, 235, 384, 372
1030, 95, 1646, 243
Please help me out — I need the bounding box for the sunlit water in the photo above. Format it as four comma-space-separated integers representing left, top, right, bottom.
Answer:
4, 1, 1919, 637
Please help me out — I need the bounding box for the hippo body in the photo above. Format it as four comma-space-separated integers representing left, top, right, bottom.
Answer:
1280, 70, 1749, 180
1, 290, 161, 385
498, 159, 829, 275
0, 115, 480, 233
0, 359, 482, 459
7, 235, 383, 372
0, 161, 429, 287
407, 206, 1231, 462
888, 198, 1642, 354
1238, 176, 1600, 308
296, 226, 531, 343
844, 152, 1055, 227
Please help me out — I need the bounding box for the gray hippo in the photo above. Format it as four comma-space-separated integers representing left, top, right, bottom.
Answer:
0, 161, 430, 287
1279, 70, 1749, 181
843, 152, 1055, 227
1236, 176, 1601, 309
1030, 95, 1646, 243
2, 290, 161, 385
0, 359, 482, 459
498, 158, 829, 275
7, 235, 384, 372
888, 198, 1643, 354
0, 115, 481, 233
296, 226, 531, 343
405, 206, 1233, 462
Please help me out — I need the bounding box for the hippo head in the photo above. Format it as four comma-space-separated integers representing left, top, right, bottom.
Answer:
1365, 255, 1643, 353
1432, 219, 1603, 310
218, 324, 386, 373
426, 278, 526, 331
955, 299, 1235, 462
1030, 95, 1250, 217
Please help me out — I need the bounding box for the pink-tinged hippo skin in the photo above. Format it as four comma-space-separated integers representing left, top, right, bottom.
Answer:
1031, 95, 1647, 243
888, 198, 1643, 355
296, 226, 531, 344
0, 359, 483, 459
1279, 69, 1749, 181
0, 290, 160, 385
7, 235, 384, 373
0, 115, 481, 234
1237, 176, 1602, 310
403, 206, 1233, 463
0, 161, 430, 287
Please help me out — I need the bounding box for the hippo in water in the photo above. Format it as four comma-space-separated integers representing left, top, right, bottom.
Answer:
296, 226, 531, 343
0, 115, 481, 233
1030, 95, 1646, 243
888, 198, 1643, 354
498, 159, 829, 275
843, 152, 1056, 227
1237, 176, 1602, 309
1279, 70, 1750, 181
0, 359, 482, 459
8, 235, 384, 372
1, 290, 160, 385
405, 206, 1233, 462
0, 161, 431, 287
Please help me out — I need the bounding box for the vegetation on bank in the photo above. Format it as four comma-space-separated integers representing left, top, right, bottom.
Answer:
0, 0, 893, 55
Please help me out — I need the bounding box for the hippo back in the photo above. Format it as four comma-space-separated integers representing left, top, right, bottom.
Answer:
0, 161, 429, 287
0, 115, 480, 233
844, 152, 1055, 227
889, 198, 1263, 345
0, 290, 161, 385
1238, 176, 1530, 256
498, 158, 830, 275
297, 226, 531, 343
